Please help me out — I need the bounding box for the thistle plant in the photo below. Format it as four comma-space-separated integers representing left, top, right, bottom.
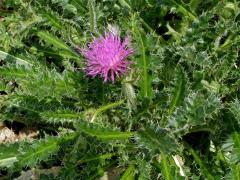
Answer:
0, 0, 239, 179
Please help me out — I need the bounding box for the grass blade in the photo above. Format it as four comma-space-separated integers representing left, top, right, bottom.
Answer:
133, 28, 152, 100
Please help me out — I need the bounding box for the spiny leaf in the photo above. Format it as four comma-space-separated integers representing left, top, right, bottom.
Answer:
169, 66, 187, 115
118, 1, 156, 33
227, 164, 240, 180
90, 100, 125, 122
77, 120, 134, 140
37, 31, 79, 57
189, 0, 201, 13
18, 69, 78, 101
154, 154, 185, 179
0, 157, 18, 168
16, 133, 76, 169
88, 0, 98, 34
162, 0, 197, 20
137, 124, 178, 154
138, 160, 151, 180
70, 0, 86, 13
42, 11, 62, 29
118, 0, 132, 10
16, 137, 60, 168
133, 28, 152, 101
169, 92, 222, 132
4, 94, 64, 112
229, 99, 240, 124
222, 133, 240, 165
0, 66, 31, 79
0, 50, 32, 68
122, 81, 137, 111
0, 143, 20, 168
76, 153, 114, 164
189, 148, 214, 180
40, 109, 82, 124
201, 80, 220, 93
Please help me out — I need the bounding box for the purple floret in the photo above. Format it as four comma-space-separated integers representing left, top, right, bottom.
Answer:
81, 31, 133, 82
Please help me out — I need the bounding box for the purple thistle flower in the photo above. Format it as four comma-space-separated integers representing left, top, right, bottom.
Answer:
81, 30, 133, 82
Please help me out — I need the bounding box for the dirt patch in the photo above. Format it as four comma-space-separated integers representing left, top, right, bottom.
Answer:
0, 122, 39, 144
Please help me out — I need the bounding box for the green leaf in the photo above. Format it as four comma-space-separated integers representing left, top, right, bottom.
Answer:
222, 133, 240, 165
40, 109, 82, 124
169, 92, 222, 132
76, 153, 114, 164
70, 0, 86, 13
0, 50, 32, 68
229, 164, 240, 180
77, 121, 134, 140
161, 153, 172, 180
90, 100, 125, 122
163, 0, 197, 20
118, 0, 132, 10
137, 125, 178, 154
0, 66, 30, 79
4, 94, 62, 113
201, 80, 220, 93
122, 81, 137, 111
37, 31, 79, 58
189, 0, 201, 12
16, 137, 60, 168
189, 148, 214, 180
16, 133, 76, 168
133, 28, 152, 100
120, 164, 135, 180
169, 67, 187, 115
18, 69, 78, 101
42, 12, 62, 29
153, 155, 185, 179
88, 0, 98, 34
138, 160, 151, 180
0, 143, 19, 168
229, 99, 240, 125
232, 133, 240, 163
0, 157, 18, 168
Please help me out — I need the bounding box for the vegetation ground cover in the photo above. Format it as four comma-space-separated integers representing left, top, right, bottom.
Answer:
0, 0, 239, 179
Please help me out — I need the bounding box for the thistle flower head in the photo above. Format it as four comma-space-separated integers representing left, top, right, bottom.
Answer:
81, 29, 133, 82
